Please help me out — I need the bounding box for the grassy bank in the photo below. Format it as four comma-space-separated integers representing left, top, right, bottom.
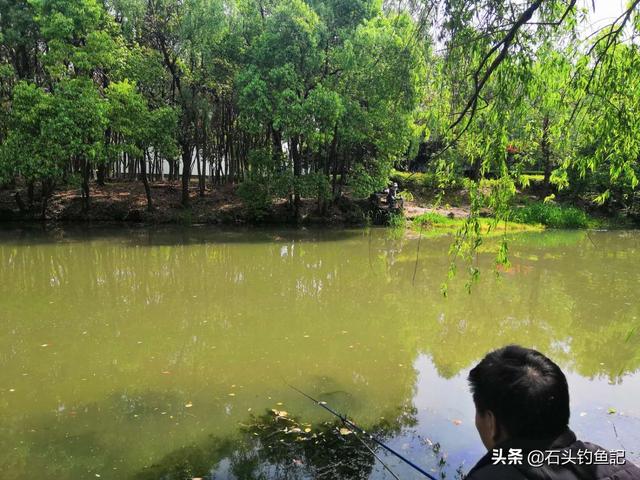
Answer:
0, 171, 633, 231
510, 202, 592, 228
391, 169, 637, 232
408, 212, 544, 236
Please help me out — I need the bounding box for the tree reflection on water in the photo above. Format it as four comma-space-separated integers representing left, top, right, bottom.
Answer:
135, 406, 458, 480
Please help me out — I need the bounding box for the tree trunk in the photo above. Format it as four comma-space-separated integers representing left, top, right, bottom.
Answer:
128, 152, 137, 180
41, 179, 54, 220
156, 151, 163, 182
140, 152, 153, 211
14, 191, 26, 213
96, 163, 106, 186
329, 127, 338, 199
291, 135, 302, 220
196, 144, 205, 197
541, 114, 552, 191
181, 142, 192, 207
272, 127, 283, 164
27, 181, 35, 209
82, 158, 91, 212
98, 127, 110, 186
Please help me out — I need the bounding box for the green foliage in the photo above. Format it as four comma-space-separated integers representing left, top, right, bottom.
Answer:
239, 146, 332, 219
349, 163, 391, 198
2, 79, 107, 184
106, 79, 179, 160
1, 82, 56, 182
510, 202, 591, 229
106, 80, 150, 158
390, 170, 462, 198
237, 149, 278, 219
414, 212, 452, 226
397, 190, 414, 202
387, 212, 406, 228
49, 78, 109, 164
0, 0, 639, 238
237, 180, 273, 220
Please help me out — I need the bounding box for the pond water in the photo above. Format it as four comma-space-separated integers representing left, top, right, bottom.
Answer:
0, 226, 639, 480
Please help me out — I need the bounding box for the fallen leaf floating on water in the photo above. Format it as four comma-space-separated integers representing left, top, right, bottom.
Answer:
272, 409, 288, 417
228, 393, 235, 397
185, 402, 193, 408
452, 419, 463, 426
304, 427, 311, 433
161, 371, 171, 375
608, 407, 617, 415
40, 344, 49, 347
339, 427, 352, 435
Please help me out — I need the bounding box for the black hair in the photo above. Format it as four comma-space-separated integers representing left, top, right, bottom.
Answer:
468, 345, 570, 439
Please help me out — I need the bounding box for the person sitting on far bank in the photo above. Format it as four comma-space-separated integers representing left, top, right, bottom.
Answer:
466, 345, 640, 480
386, 182, 399, 209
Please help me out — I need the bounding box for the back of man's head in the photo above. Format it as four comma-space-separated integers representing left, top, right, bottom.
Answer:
468, 345, 570, 439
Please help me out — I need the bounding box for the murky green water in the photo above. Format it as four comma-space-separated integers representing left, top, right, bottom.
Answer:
0, 226, 639, 479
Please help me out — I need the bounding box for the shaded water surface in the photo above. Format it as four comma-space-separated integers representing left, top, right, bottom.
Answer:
0, 226, 639, 479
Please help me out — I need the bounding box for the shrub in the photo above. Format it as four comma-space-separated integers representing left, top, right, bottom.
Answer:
238, 180, 272, 220
350, 163, 391, 198
413, 212, 451, 225
388, 212, 406, 228
390, 169, 462, 194
510, 202, 590, 228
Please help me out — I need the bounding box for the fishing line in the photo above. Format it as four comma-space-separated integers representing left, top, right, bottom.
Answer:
287, 383, 439, 480
348, 427, 401, 480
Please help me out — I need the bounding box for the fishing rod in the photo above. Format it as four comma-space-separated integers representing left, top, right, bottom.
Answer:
287, 383, 438, 480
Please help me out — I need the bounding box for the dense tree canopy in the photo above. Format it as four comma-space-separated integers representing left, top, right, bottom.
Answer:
0, 0, 639, 224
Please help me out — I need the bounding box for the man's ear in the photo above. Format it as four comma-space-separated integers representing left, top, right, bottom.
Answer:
487, 410, 507, 444
486, 410, 499, 442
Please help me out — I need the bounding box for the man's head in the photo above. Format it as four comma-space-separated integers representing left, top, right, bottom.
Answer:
468, 345, 570, 449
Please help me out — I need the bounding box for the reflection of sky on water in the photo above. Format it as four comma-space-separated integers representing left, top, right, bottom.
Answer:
376, 354, 640, 479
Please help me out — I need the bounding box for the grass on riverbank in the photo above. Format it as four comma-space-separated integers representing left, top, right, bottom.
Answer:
393, 168, 609, 230
408, 212, 543, 236
405, 201, 598, 236
510, 202, 592, 228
